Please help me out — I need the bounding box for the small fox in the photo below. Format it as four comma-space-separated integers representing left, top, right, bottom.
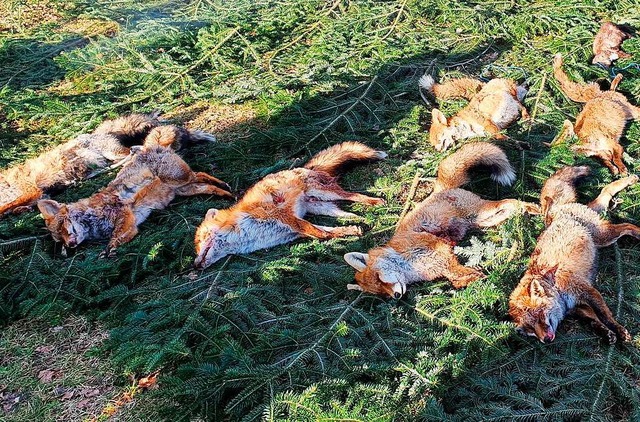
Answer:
419, 75, 529, 151
344, 142, 540, 298
0, 113, 216, 218
193, 142, 386, 269
38, 126, 231, 257
592, 22, 634, 67
552, 53, 640, 175
509, 166, 639, 344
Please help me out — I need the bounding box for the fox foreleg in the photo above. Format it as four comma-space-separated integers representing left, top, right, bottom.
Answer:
578, 283, 631, 342
175, 182, 233, 198
102, 209, 139, 258
572, 304, 617, 344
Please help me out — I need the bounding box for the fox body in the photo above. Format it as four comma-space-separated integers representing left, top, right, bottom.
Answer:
509, 166, 639, 343
553, 54, 640, 175
38, 126, 231, 256
193, 142, 386, 269
592, 22, 634, 67
420, 75, 529, 151
344, 142, 540, 298
0, 114, 164, 217
0, 114, 216, 218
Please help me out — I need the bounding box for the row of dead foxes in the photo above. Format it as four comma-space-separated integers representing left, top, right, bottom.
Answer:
1, 24, 639, 345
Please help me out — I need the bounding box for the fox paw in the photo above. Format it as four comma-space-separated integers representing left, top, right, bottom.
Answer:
365, 197, 385, 206
451, 270, 484, 289
99, 248, 117, 259
553, 53, 563, 68
340, 226, 362, 237
617, 327, 632, 343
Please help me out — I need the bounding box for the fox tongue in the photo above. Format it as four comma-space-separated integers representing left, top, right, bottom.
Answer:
545, 328, 555, 341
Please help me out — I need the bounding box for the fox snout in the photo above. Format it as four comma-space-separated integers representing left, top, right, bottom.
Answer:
543, 330, 555, 343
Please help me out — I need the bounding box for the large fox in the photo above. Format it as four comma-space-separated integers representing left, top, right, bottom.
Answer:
509, 166, 639, 344
552, 53, 640, 175
0, 113, 215, 217
344, 142, 540, 298
38, 126, 231, 257
193, 142, 386, 269
420, 75, 529, 151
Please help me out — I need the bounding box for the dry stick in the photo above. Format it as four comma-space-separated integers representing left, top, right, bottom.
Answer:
527, 71, 547, 141
123, 28, 240, 105
396, 169, 423, 228
379, 0, 408, 42
264, 0, 343, 72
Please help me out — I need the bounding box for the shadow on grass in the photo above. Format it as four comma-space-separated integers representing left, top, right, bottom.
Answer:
0, 37, 90, 89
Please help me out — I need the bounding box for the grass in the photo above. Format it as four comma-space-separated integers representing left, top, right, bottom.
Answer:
1, 0, 640, 420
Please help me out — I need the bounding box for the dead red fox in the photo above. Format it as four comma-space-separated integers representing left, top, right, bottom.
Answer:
420, 75, 529, 151
509, 166, 639, 344
344, 142, 540, 298
592, 22, 634, 67
552, 53, 640, 175
38, 126, 231, 257
0, 113, 216, 217
193, 142, 386, 269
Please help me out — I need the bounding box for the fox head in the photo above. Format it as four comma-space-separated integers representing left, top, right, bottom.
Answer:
429, 109, 456, 152
193, 208, 235, 269
37, 200, 87, 248
509, 265, 565, 343
343, 251, 408, 299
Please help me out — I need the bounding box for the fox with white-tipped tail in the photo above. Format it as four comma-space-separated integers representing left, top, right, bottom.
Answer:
344, 142, 540, 298
193, 142, 387, 269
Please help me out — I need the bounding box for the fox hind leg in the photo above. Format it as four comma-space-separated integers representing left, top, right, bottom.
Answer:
305, 200, 359, 219
610, 74, 623, 91
594, 222, 640, 246
175, 182, 233, 198
589, 174, 638, 212
307, 180, 384, 206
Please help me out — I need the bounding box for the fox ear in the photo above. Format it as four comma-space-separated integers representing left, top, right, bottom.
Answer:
529, 279, 547, 303
37, 200, 62, 218
205, 208, 219, 220
431, 108, 447, 126
542, 265, 558, 285
344, 252, 369, 272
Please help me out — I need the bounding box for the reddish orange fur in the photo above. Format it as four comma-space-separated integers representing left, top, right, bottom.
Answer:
553, 54, 640, 175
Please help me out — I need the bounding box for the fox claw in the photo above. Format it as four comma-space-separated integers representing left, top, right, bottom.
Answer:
99, 248, 117, 259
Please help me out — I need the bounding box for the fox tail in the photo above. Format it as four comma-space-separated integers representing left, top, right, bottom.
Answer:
419, 74, 484, 101
304, 141, 387, 177
93, 113, 162, 147
142, 125, 216, 150
433, 142, 516, 193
